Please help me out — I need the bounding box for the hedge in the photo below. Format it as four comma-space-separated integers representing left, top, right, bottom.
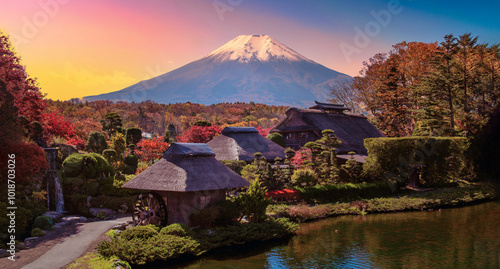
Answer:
363, 137, 474, 187
296, 181, 396, 203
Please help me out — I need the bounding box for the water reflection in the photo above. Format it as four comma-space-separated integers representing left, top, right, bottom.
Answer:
159, 202, 500, 269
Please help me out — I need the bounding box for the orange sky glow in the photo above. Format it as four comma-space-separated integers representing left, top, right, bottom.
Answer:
1, 0, 499, 100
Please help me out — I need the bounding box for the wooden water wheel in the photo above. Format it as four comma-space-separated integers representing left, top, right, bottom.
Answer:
132, 192, 167, 226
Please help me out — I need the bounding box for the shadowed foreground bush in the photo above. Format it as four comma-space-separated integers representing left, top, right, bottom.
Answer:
98, 218, 298, 265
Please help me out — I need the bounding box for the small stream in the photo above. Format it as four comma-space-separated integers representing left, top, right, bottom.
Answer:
162, 201, 500, 269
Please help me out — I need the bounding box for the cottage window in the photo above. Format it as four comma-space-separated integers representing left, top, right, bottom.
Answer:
199, 195, 211, 207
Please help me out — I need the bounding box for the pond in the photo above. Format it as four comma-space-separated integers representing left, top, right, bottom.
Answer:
161, 202, 500, 269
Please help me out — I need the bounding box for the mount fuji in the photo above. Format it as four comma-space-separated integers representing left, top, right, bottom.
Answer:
82, 35, 351, 107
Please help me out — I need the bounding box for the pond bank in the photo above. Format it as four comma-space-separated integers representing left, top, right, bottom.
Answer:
268, 184, 496, 222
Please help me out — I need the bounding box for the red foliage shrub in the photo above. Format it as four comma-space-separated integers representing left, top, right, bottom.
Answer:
176, 125, 222, 143
256, 126, 270, 137
291, 148, 312, 167
0, 141, 48, 183
135, 136, 170, 163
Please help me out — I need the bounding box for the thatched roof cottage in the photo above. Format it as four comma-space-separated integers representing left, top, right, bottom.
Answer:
207, 127, 286, 162
122, 143, 249, 226
270, 101, 384, 155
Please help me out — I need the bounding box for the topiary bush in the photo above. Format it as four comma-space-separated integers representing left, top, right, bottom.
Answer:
126, 127, 143, 146
160, 223, 193, 237
102, 149, 117, 164
123, 154, 138, 175
86, 131, 108, 154
120, 225, 159, 241
267, 133, 286, 148
82, 153, 112, 179
221, 160, 247, 175
62, 153, 85, 177
33, 215, 53, 230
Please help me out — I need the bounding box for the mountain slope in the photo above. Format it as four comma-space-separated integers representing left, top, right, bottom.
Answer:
83, 34, 351, 107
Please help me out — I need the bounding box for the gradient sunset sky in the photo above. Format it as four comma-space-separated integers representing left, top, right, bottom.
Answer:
1, 0, 499, 100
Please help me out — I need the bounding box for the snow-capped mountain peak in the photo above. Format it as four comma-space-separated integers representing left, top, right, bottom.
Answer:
207, 34, 312, 63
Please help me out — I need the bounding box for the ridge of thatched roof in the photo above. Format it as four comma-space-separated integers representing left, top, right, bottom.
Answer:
271, 107, 384, 154
122, 143, 249, 192
207, 127, 286, 162
309, 101, 350, 112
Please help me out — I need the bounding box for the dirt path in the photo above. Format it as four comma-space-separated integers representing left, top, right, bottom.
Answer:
0, 216, 130, 269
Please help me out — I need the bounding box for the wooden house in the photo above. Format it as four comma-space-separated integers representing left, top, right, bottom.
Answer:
270, 101, 384, 155
122, 143, 249, 226
207, 127, 286, 162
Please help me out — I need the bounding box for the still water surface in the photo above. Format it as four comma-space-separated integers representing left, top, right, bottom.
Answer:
164, 202, 499, 268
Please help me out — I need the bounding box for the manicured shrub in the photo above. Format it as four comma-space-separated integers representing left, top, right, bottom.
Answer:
340, 152, 363, 182
160, 223, 193, 237
31, 228, 46, 237
86, 131, 108, 154
363, 137, 474, 186
99, 234, 201, 265
63, 153, 111, 179
123, 154, 138, 174
111, 132, 127, 160
120, 225, 159, 241
267, 133, 286, 148
33, 215, 53, 230
221, 160, 247, 175
291, 168, 317, 187
62, 153, 84, 177
82, 153, 112, 179
126, 127, 142, 146
102, 149, 117, 163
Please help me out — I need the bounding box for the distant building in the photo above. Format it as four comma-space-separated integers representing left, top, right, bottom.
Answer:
270, 101, 384, 155
207, 127, 286, 162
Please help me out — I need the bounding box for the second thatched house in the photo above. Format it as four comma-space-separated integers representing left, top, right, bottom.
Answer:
207, 127, 286, 162
270, 101, 384, 155
122, 143, 249, 226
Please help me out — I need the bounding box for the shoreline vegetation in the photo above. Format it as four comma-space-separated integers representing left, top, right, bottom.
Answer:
67, 183, 496, 268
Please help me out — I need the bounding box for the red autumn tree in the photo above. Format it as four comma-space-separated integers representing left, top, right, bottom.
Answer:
42, 112, 76, 140
176, 125, 222, 143
0, 32, 48, 184
0, 32, 46, 122
135, 136, 170, 163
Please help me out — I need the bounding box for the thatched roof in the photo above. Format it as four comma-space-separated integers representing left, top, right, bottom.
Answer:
207, 127, 286, 162
270, 107, 384, 154
122, 143, 249, 192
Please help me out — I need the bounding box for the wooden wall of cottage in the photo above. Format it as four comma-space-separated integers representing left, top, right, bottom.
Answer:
157, 189, 227, 226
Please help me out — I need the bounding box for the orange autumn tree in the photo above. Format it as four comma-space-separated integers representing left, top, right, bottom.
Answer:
352, 41, 438, 136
